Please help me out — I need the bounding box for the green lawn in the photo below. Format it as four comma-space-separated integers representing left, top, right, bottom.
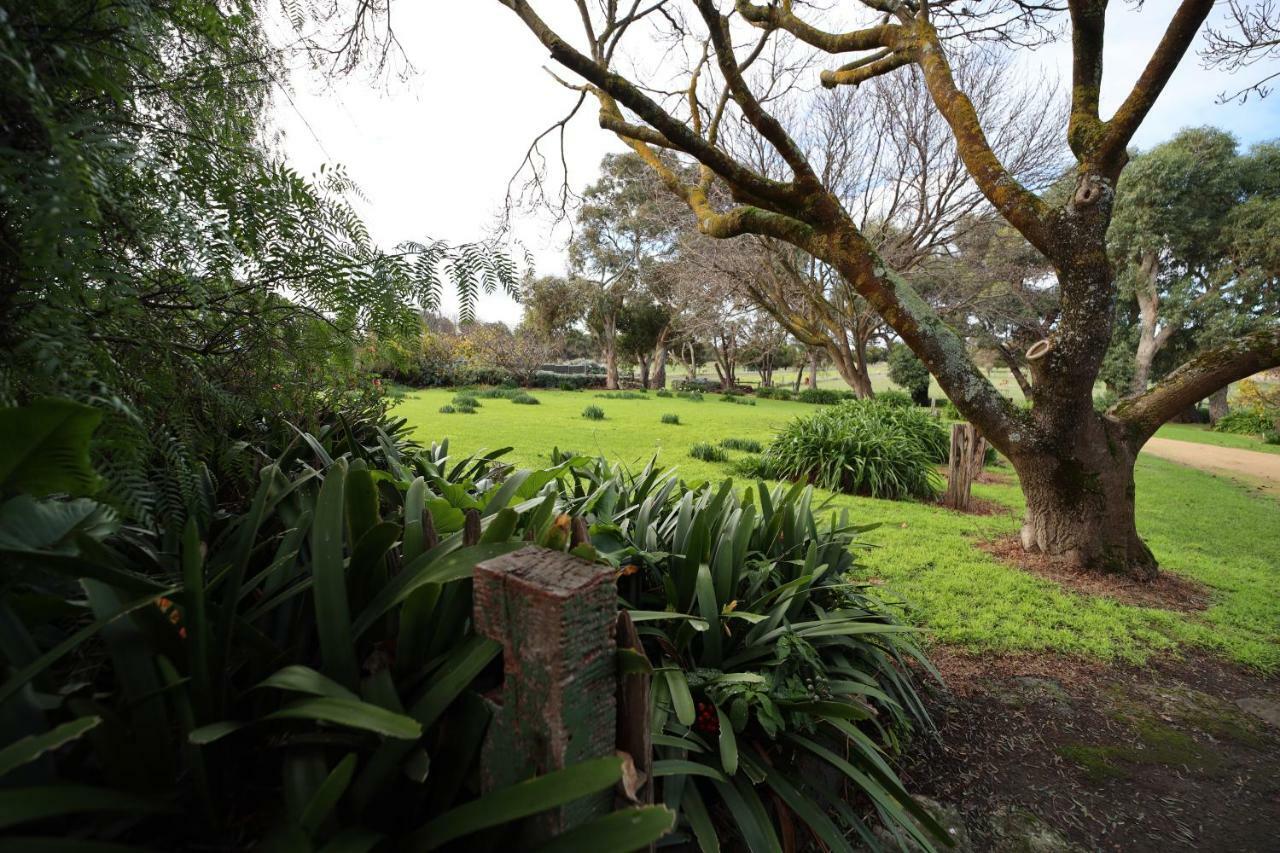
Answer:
1155, 421, 1280, 455
395, 388, 1280, 670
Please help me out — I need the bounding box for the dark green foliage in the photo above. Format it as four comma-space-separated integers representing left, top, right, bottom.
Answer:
759, 400, 947, 500
510, 392, 540, 405
689, 443, 728, 463
453, 394, 481, 408
676, 390, 705, 401
557, 459, 945, 851
887, 346, 932, 406
1215, 407, 1278, 435
0, 407, 672, 848
876, 389, 915, 408
720, 438, 763, 453
661, 413, 680, 425
596, 391, 648, 400
756, 385, 794, 400
656, 389, 673, 398
439, 405, 457, 414
583, 405, 606, 421
1093, 390, 1119, 413
0, 0, 519, 530
1264, 430, 1280, 445
796, 387, 843, 405
942, 399, 963, 420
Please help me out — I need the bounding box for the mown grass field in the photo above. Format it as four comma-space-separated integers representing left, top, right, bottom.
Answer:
395, 387, 1280, 670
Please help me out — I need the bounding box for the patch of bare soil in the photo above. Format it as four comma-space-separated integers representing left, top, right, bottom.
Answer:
901, 650, 1280, 852
978, 536, 1212, 612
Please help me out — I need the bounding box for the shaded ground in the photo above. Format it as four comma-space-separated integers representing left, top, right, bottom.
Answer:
1142, 437, 1280, 497
902, 651, 1280, 852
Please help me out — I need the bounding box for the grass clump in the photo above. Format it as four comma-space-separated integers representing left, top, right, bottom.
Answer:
510, 392, 540, 405
760, 399, 947, 499
655, 388, 672, 398
661, 413, 680, 425
582, 404, 605, 421
438, 404, 455, 414
596, 390, 647, 400
452, 393, 480, 408
720, 437, 762, 453
475, 387, 517, 399
688, 442, 727, 462
675, 389, 703, 401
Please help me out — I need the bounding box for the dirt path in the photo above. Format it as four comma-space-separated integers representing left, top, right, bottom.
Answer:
1142, 437, 1280, 493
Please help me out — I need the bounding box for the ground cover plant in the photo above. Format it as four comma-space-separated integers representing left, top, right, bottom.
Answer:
582, 405, 605, 420
689, 442, 728, 463
662, 413, 680, 425
720, 437, 763, 453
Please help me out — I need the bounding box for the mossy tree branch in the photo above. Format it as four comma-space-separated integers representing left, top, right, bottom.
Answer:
1114, 326, 1280, 442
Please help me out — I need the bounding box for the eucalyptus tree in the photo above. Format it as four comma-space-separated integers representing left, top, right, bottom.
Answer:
1110, 128, 1280, 405
571, 153, 682, 388
492, 0, 1280, 579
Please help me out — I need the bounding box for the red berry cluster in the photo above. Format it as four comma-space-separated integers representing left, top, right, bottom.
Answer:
695, 701, 720, 735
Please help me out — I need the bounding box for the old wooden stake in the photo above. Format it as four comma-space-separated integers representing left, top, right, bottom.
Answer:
473, 545, 619, 838
944, 422, 988, 510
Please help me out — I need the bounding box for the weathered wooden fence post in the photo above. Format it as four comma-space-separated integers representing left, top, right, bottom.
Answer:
944, 422, 988, 510
473, 545, 619, 837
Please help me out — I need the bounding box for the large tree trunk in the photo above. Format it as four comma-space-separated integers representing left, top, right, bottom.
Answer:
637, 353, 651, 389
1131, 250, 1172, 395
604, 344, 618, 390
652, 337, 668, 390
1207, 387, 1229, 425
1010, 416, 1156, 580
807, 351, 819, 388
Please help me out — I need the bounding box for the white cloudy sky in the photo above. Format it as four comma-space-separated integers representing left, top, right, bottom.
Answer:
273, 3, 1280, 326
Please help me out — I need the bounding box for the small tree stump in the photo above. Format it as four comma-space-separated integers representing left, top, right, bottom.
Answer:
944, 423, 988, 510
473, 546, 618, 837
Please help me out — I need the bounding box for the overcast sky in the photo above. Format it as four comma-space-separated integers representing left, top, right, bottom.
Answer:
274, 3, 1280, 326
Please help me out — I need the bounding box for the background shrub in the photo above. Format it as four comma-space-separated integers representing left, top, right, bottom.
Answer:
689, 442, 728, 462
1215, 407, 1278, 435
888, 344, 932, 406
582, 405, 605, 420
720, 437, 763, 453
796, 387, 842, 405
674, 377, 719, 392
876, 388, 915, 408
661, 413, 680, 424
759, 399, 947, 499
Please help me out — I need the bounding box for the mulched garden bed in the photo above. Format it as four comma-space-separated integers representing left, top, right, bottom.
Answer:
978, 535, 1212, 611
901, 650, 1280, 852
